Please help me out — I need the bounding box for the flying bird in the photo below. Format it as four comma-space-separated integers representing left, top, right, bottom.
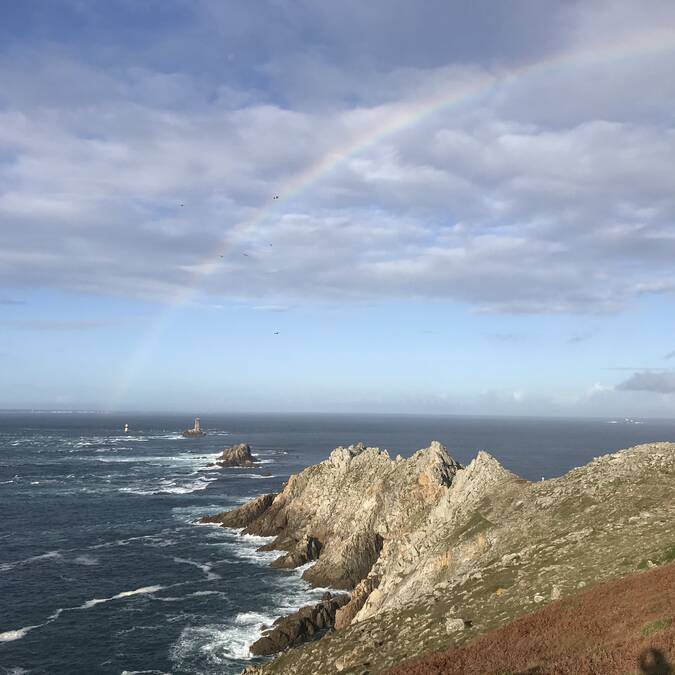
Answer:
242, 253, 249, 257
273, 195, 279, 200
273, 331, 280, 335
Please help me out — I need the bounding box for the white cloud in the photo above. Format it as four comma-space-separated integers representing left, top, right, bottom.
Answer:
1, 3, 674, 315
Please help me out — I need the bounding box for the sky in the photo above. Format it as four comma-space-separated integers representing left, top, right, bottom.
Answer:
1, 0, 675, 416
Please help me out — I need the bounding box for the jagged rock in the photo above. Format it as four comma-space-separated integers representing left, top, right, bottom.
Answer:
207, 440, 461, 591
216, 443, 257, 467
272, 535, 323, 569
199, 493, 276, 527
228, 441, 675, 675
249, 593, 350, 656
335, 575, 380, 630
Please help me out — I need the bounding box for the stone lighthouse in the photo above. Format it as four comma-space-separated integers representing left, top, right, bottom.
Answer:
183, 417, 205, 438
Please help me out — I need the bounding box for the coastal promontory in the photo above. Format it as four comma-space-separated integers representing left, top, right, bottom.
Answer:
203, 441, 675, 674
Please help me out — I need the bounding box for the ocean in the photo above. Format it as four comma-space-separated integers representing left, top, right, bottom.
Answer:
1, 412, 674, 675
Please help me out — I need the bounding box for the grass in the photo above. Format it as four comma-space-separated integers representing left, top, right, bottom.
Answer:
387, 561, 675, 675
641, 618, 672, 637
662, 545, 675, 563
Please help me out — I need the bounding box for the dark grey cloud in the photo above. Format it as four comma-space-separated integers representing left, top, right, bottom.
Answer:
616, 371, 675, 394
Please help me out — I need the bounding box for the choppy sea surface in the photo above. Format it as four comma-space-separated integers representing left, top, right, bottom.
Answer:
1, 412, 674, 675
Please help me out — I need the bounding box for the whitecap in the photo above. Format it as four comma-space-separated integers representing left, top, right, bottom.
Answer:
118, 474, 218, 496
78, 585, 165, 610
170, 612, 276, 666
215, 532, 279, 565
0, 550, 62, 573
0, 625, 40, 642
173, 556, 220, 581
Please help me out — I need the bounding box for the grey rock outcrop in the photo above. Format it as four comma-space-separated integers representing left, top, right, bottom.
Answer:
216, 443, 257, 467
208, 440, 461, 591
249, 592, 350, 656
229, 441, 675, 675
199, 493, 275, 528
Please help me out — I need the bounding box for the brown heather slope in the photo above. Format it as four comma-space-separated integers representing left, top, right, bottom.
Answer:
388, 562, 675, 675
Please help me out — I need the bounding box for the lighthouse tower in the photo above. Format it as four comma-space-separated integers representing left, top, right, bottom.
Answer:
183, 416, 205, 437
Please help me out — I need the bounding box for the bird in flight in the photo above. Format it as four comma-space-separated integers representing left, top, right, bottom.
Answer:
179, 203, 184, 207
273, 331, 280, 335
219, 255, 224, 258
242, 252, 249, 257
273, 195, 279, 200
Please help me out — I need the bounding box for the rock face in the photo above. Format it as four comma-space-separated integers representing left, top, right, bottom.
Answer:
200, 493, 275, 528
209, 440, 461, 590
216, 443, 257, 467
249, 592, 350, 656
222, 441, 675, 675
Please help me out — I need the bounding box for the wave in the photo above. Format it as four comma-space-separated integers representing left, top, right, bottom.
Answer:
119, 474, 219, 496
170, 611, 277, 666
78, 585, 165, 610
215, 531, 279, 566
0, 624, 41, 642
172, 556, 220, 581
0, 550, 62, 573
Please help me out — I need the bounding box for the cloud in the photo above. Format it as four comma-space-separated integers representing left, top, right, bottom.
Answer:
0, 3, 674, 314
0, 297, 25, 305
616, 371, 675, 394
665, 350, 675, 360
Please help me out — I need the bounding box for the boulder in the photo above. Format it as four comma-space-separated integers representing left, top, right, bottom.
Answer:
216, 443, 257, 467
249, 593, 350, 656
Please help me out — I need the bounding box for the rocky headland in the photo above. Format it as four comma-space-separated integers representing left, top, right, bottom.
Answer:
201, 440, 675, 674
213, 442, 258, 467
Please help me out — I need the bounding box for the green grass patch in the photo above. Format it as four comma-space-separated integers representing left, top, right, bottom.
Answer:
641, 618, 672, 637
661, 545, 675, 563
637, 559, 650, 570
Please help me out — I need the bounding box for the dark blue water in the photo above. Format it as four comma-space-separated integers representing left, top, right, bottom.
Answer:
1, 412, 674, 675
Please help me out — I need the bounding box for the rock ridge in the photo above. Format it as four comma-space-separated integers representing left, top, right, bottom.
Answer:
220, 441, 675, 674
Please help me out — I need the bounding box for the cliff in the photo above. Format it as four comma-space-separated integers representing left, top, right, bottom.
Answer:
204, 441, 675, 674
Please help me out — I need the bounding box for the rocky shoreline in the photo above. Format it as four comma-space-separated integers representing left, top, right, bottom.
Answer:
201, 440, 675, 674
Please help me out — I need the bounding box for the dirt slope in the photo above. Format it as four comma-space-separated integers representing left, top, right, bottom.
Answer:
388, 562, 675, 675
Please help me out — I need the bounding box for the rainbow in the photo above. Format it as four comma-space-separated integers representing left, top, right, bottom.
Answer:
109, 28, 675, 408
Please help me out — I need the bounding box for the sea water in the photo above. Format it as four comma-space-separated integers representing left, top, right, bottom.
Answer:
1, 412, 674, 674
